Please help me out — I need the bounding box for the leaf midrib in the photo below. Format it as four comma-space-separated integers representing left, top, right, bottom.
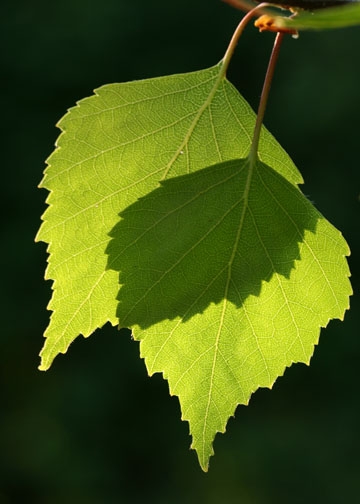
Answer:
200, 156, 254, 467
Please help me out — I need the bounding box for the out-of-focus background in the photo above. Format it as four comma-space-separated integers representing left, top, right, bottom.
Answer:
1, 1, 359, 502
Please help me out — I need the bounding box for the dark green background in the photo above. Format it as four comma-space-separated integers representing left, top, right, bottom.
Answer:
1, 1, 359, 502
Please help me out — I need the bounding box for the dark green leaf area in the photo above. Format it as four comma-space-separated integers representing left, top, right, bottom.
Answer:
106, 159, 319, 330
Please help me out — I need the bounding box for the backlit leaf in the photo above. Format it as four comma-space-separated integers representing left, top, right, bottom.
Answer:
36, 63, 298, 370
107, 157, 351, 470
36, 62, 351, 470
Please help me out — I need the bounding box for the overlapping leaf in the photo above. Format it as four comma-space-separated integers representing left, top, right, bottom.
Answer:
107, 157, 351, 470
36, 63, 299, 370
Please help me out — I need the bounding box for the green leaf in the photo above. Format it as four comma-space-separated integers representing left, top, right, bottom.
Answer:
276, 3, 360, 31
37, 60, 351, 471
107, 157, 351, 471
36, 64, 298, 371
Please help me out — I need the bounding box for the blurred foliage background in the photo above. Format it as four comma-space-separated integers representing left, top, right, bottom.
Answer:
1, 0, 359, 502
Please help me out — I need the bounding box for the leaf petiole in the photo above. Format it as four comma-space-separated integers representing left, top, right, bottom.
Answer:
248, 31, 284, 162
221, 5, 287, 162
220, 3, 272, 78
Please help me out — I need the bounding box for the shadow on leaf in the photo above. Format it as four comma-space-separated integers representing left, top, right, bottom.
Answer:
106, 159, 320, 330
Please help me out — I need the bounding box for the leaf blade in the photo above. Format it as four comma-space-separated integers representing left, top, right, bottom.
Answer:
107, 158, 351, 470
37, 65, 299, 370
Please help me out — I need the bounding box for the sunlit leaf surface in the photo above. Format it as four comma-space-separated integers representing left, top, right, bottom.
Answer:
37, 63, 351, 470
